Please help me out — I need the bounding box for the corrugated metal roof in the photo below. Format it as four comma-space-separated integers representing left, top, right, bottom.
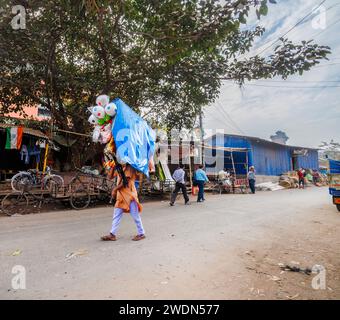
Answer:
205, 133, 319, 151
0, 123, 48, 139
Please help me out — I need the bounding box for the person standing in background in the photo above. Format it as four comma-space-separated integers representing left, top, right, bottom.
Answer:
297, 168, 305, 189
195, 165, 209, 202
247, 166, 256, 194
170, 164, 190, 206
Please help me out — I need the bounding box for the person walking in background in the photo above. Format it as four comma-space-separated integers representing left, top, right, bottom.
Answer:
247, 166, 256, 194
170, 164, 190, 206
195, 165, 209, 202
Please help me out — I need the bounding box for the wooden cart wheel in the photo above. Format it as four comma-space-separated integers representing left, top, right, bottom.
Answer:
1, 192, 29, 216
212, 183, 222, 195
70, 187, 91, 210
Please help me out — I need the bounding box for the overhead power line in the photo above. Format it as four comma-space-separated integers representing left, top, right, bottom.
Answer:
257, 79, 340, 83
257, 0, 327, 55
244, 83, 340, 88
216, 101, 246, 135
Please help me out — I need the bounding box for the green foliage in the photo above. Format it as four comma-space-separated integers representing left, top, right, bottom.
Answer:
0, 0, 331, 133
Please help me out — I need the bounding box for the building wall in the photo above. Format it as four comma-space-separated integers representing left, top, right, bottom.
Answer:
205, 134, 319, 176
250, 140, 292, 176
205, 134, 252, 176
295, 149, 319, 170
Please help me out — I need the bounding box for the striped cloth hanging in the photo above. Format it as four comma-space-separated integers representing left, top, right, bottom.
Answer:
5, 126, 23, 150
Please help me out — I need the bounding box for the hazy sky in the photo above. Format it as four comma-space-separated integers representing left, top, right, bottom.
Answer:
203, 0, 340, 148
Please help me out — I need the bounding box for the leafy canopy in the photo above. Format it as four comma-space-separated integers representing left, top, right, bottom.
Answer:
0, 0, 331, 132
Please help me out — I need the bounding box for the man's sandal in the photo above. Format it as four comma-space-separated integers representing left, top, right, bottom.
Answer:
132, 234, 146, 241
101, 234, 117, 241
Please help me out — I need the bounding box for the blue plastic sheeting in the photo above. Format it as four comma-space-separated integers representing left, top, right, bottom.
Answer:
112, 98, 156, 177
329, 159, 340, 174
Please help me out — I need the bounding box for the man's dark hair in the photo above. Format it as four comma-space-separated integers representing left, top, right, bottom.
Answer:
199, 164, 204, 169
179, 164, 184, 169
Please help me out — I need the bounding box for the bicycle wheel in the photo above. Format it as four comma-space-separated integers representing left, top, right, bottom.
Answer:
1, 193, 29, 216
212, 184, 221, 195
11, 173, 33, 191
43, 174, 64, 191
70, 187, 91, 210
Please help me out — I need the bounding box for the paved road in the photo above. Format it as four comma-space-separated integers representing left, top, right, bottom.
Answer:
0, 187, 339, 299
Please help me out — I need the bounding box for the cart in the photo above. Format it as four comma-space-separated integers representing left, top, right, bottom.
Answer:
329, 159, 340, 212
1, 170, 115, 216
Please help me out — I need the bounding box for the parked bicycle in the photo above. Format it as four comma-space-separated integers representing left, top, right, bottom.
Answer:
1, 185, 53, 216
68, 168, 115, 209
11, 166, 64, 192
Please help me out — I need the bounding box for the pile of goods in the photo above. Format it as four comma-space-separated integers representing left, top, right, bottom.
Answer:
279, 173, 299, 189
279, 170, 328, 188
87, 95, 155, 180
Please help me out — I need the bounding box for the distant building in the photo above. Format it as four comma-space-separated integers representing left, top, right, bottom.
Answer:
5, 105, 51, 121
205, 133, 319, 177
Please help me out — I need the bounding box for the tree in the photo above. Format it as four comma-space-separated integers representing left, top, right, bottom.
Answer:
0, 0, 331, 134
270, 130, 289, 145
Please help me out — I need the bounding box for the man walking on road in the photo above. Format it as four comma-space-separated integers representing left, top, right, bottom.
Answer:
101, 164, 145, 242
170, 164, 190, 206
195, 165, 209, 202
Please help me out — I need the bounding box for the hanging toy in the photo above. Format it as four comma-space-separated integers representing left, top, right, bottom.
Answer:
96, 95, 110, 107
98, 114, 111, 126
92, 126, 101, 143
92, 105, 105, 119
105, 102, 117, 117
100, 123, 112, 144
88, 114, 98, 125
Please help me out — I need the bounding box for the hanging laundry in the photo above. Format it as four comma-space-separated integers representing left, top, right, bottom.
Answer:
5, 126, 23, 150
20, 145, 30, 164
29, 145, 41, 165
37, 139, 46, 148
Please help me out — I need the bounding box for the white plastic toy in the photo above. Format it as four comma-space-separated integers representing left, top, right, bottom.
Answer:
92, 105, 105, 119
105, 102, 117, 117
88, 114, 98, 125
96, 95, 110, 107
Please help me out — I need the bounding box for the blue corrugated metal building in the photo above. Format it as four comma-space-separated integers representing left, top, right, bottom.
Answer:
205, 133, 319, 176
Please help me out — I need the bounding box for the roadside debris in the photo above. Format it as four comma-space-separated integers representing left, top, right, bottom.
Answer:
65, 249, 88, 261
11, 249, 22, 256
280, 264, 312, 275
268, 275, 281, 282
287, 293, 300, 300
256, 182, 285, 191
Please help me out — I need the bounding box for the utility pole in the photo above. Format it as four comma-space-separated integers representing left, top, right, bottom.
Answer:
199, 107, 204, 166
